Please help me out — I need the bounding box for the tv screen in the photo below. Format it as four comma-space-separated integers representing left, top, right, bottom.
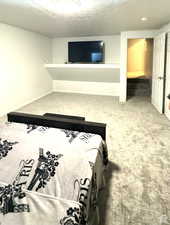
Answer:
68, 41, 104, 63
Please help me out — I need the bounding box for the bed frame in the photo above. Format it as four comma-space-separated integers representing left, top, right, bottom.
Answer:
7, 112, 106, 140
43, 113, 85, 121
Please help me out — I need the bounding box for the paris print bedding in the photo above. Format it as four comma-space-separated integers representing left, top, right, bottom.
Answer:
0, 121, 108, 225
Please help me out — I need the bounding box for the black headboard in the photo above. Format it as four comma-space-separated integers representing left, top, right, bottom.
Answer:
7, 112, 106, 140
43, 113, 85, 121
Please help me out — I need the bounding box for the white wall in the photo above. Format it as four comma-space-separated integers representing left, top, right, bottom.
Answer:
51, 35, 120, 95
52, 35, 120, 64
53, 80, 120, 96
159, 22, 170, 33
51, 35, 120, 85
0, 23, 52, 117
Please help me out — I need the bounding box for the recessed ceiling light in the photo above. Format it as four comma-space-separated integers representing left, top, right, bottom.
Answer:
141, 17, 148, 21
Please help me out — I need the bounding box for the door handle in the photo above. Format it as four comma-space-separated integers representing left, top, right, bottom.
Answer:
158, 76, 164, 80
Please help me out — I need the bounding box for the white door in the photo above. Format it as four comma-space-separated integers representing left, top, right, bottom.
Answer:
152, 33, 166, 113
165, 33, 170, 120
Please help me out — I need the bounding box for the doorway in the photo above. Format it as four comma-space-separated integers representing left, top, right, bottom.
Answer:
127, 38, 154, 98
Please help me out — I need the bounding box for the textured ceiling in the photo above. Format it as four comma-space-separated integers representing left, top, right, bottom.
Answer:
0, 0, 170, 37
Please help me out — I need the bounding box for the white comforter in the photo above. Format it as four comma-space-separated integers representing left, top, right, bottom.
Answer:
0, 121, 107, 225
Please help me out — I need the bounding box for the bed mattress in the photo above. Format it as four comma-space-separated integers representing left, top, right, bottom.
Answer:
0, 121, 108, 225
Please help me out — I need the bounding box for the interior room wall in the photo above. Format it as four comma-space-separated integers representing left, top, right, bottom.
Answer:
159, 22, 170, 33
0, 23, 52, 117
127, 39, 146, 76
127, 38, 153, 79
51, 35, 120, 85
52, 35, 120, 64
50, 35, 121, 95
145, 39, 153, 78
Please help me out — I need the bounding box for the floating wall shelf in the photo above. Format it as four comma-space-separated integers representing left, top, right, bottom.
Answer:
44, 63, 120, 69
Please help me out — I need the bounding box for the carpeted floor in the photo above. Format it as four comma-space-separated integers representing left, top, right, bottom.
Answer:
1, 92, 170, 225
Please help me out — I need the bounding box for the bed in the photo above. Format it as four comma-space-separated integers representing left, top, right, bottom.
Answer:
0, 112, 108, 225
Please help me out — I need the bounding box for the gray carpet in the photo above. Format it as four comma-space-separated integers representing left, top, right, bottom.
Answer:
1, 92, 170, 225
127, 78, 151, 97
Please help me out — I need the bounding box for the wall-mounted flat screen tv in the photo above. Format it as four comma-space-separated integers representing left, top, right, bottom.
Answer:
68, 41, 104, 63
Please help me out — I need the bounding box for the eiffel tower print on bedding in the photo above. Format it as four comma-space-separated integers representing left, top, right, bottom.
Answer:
0, 120, 108, 225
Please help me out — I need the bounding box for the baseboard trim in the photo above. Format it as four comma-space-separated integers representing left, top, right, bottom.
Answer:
0, 90, 53, 117
53, 80, 120, 96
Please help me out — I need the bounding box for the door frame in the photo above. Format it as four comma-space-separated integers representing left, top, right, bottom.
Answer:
165, 32, 170, 120
151, 32, 167, 113
162, 33, 168, 113
120, 30, 158, 103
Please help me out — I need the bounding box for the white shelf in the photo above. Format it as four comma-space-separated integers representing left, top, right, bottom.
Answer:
45, 63, 120, 83
44, 63, 120, 69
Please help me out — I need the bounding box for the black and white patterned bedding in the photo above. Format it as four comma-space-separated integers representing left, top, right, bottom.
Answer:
0, 121, 108, 225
